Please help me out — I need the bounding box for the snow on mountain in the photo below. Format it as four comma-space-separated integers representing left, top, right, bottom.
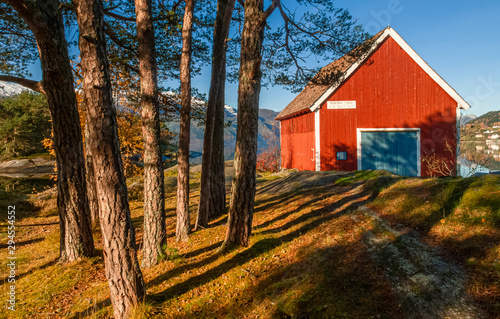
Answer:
0, 81, 31, 97
224, 105, 237, 116
460, 114, 477, 126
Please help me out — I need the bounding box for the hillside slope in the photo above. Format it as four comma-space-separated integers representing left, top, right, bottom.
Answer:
167, 106, 279, 163
467, 110, 500, 127
0, 170, 497, 318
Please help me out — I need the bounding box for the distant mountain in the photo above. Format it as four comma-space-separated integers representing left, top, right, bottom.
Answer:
0, 84, 281, 163
460, 114, 477, 126
0, 81, 31, 97
467, 111, 500, 127
167, 103, 280, 164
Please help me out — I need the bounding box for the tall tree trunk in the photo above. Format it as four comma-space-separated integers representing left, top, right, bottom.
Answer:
224, 0, 266, 247
135, 0, 167, 267
176, 0, 195, 242
85, 126, 99, 225
75, 0, 145, 318
7, 0, 94, 262
210, 97, 227, 218
196, 0, 235, 229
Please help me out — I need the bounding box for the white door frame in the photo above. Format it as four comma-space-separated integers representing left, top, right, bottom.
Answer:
314, 108, 321, 171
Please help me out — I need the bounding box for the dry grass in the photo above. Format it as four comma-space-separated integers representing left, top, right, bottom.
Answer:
369, 174, 500, 317
0, 171, 498, 318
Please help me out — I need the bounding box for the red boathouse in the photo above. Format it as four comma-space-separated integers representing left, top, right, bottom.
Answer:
275, 27, 471, 177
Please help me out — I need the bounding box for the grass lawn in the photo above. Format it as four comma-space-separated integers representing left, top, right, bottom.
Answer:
0, 170, 498, 318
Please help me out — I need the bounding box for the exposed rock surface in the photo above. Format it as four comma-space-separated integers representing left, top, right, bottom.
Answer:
0, 157, 55, 178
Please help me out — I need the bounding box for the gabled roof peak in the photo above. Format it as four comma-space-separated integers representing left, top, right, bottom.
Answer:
276, 27, 470, 121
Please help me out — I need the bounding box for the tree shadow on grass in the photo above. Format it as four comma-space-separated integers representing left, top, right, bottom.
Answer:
442, 234, 500, 317
0, 236, 44, 249
253, 178, 368, 233
1, 257, 57, 282
254, 184, 378, 234
148, 187, 389, 304
183, 241, 405, 319
255, 171, 347, 196
69, 174, 399, 317
420, 178, 475, 233
182, 240, 224, 259
0, 194, 41, 223
68, 298, 112, 319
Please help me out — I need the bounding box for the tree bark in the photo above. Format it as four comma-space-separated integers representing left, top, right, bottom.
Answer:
196, 0, 235, 229
176, 0, 195, 242
85, 126, 99, 225
74, 0, 145, 318
6, 0, 94, 261
224, 0, 266, 247
135, 0, 167, 267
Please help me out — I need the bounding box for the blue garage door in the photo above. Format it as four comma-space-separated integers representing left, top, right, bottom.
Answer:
361, 131, 419, 176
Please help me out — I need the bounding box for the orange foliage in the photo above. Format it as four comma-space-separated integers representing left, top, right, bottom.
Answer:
256, 135, 280, 173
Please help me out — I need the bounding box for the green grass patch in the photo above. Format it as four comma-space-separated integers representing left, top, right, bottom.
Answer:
369, 174, 500, 317
2, 169, 497, 318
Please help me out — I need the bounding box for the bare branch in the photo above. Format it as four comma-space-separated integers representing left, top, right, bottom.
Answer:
262, 0, 280, 21
59, 2, 75, 12
0, 75, 45, 94
277, 4, 302, 76
171, 0, 184, 13
278, 3, 351, 55
104, 10, 136, 22
114, 59, 140, 74
104, 21, 137, 53
105, 0, 183, 23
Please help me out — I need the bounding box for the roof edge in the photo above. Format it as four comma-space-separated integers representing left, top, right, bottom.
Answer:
309, 27, 471, 112
275, 108, 311, 121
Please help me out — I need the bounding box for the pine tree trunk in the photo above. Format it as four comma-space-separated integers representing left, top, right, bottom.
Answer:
209, 72, 228, 218
75, 0, 145, 318
196, 0, 235, 229
85, 126, 99, 225
135, 0, 167, 267
176, 0, 195, 242
7, 0, 94, 262
225, 0, 265, 247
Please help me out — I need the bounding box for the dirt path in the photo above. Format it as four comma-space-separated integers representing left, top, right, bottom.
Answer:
259, 170, 488, 318
355, 205, 486, 319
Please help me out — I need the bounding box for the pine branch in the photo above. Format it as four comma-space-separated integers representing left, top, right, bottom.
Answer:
104, 21, 138, 53
0, 74, 45, 94
262, 0, 280, 22
104, 10, 136, 22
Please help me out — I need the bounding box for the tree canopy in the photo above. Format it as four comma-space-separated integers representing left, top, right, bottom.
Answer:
0, 91, 51, 158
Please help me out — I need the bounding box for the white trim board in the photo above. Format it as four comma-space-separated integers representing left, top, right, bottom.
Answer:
314, 109, 321, 171
309, 27, 471, 113
357, 128, 421, 177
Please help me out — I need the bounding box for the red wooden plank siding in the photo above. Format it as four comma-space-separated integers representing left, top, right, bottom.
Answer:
280, 112, 315, 171
319, 37, 457, 176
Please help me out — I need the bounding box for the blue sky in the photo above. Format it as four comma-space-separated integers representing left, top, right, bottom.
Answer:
211, 0, 499, 117
25, 0, 500, 117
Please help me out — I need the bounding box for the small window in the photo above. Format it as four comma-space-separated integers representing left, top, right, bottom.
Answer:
336, 151, 347, 161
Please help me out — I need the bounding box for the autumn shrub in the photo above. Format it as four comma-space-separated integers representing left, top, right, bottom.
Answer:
256, 141, 280, 173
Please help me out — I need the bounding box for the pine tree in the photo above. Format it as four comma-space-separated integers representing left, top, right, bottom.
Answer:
176, 0, 195, 242
74, 0, 145, 317
3, 0, 95, 261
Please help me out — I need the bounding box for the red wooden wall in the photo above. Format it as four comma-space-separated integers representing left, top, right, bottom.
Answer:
280, 112, 315, 171
319, 37, 457, 176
